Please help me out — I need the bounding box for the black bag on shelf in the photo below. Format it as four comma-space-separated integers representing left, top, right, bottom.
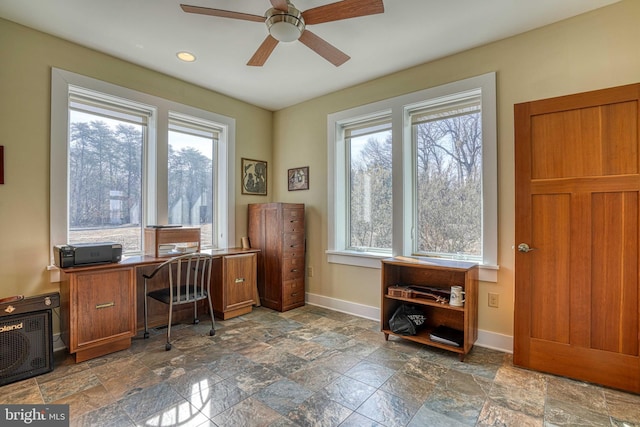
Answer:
389, 304, 426, 336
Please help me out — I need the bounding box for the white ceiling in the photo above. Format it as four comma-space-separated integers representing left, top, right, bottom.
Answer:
0, 0, 619, 111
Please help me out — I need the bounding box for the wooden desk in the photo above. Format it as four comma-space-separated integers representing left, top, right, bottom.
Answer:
59, 248, 259, 362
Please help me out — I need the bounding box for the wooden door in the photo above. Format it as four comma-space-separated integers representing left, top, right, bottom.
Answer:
514, 83, 640, 393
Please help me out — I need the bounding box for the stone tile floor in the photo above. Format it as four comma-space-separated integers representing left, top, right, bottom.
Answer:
3, 305, 640, 426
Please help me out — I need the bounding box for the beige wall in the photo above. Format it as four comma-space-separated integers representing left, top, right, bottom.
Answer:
271, 0, 640, 338
0, 19, 272, 306
1, 0, 638, 342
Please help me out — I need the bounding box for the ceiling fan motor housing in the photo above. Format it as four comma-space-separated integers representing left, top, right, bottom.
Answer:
266, 5, 305, 42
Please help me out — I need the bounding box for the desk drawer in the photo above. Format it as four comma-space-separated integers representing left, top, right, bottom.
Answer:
283, 232, 304, 253
283, 278, 305, 307
283, 256, 305, 281
283, 209, 304, 233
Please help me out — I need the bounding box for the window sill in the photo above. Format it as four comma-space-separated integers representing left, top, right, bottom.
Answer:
326, 250, 388, 269
326, 250, 499, 282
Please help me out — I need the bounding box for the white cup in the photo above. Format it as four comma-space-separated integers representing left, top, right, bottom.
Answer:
450, 286, 465, 306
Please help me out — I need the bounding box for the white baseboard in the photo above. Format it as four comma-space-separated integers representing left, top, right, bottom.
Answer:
306, 292, 379, 321
476, 329, 513, 354
306, 292, 513, 354
51, 297, 513, 354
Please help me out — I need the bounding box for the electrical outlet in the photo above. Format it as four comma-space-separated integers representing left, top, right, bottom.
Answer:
488, 292, 499, 308
308, 266, 314, 277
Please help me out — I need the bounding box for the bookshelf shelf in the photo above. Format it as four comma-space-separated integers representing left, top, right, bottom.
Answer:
380, 256, 478, 361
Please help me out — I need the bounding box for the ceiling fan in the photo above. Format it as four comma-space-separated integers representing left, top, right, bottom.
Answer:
180, 0, 385, 67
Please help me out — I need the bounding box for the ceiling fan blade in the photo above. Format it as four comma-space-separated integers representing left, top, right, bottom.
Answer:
180, 4, 265, 23
302, 0, 384, 25
270, 0, 289, 12
299, 30, 350, 67
247, 35, 279, 66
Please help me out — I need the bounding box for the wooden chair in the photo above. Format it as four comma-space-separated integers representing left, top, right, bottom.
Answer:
143, 253, 216, 350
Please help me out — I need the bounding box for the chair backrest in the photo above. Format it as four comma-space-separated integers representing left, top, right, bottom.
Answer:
146, 253, 213, 304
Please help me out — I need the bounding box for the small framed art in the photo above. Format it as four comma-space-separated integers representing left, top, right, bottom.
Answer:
241, 158, 267, 195
288, 166, 309, 191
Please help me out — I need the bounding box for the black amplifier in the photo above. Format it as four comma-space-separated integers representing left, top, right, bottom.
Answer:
0, 293, 59, 386
0, 292, 60, 317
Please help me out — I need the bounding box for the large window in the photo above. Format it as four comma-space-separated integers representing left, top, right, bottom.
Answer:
67, 89, 148, 252
346, 118, 392, 252
168, 114, 219, 248
51, 69, 236, 259
411, 91, 482, 261
328, 73, 497, 281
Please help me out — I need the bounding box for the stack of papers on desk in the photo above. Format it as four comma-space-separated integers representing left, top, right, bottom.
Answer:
175, 243, 198, 254
158, 244, 176, 256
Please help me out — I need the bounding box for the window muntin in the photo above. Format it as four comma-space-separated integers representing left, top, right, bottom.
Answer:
168, 115, 219, 249
345, 119, 392, 252
411, 91, 482, 261
67, 92, 149, 253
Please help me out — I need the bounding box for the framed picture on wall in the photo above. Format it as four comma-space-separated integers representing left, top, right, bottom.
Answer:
288, 166, 309, 191
241, 158, 267, 195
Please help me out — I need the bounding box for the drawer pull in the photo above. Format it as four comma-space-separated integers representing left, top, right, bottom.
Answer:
235, 278, 245, 283
291, 293, 298, 297
95, 302, 115, 309
291, 269, 298, 272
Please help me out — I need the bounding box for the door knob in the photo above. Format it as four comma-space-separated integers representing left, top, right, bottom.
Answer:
517, 243, 536, 253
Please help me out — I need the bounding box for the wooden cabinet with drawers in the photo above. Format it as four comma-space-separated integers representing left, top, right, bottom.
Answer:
60, 265, 136, 363
248, 203, 305, 311
211, 252, 257, 320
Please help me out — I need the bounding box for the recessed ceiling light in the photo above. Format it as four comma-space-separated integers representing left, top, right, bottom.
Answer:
176, 51, 196, 62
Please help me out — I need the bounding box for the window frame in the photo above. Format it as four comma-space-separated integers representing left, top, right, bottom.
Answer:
167, 112, 222, 249
50, 68, 235, 262
407, 88, 483, 261
327, 72, 498, 281
344, 115, 393, 252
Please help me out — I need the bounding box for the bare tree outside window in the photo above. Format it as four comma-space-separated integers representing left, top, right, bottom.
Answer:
348, 123, 392, 251
168, 123, 216, 248
68, 111, 144, 251
414, 104, 482, 260
68, 112, 217, 252
329, 74, 495, 270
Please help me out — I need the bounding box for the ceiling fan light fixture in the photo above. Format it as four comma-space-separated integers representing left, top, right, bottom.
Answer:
266, 6, 305, 42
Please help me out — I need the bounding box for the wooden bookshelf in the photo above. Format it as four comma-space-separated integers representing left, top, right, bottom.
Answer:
381, 256, 478, 361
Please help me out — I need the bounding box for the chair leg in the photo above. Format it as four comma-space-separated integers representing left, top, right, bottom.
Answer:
143, 280, 149, 339
193, 301, 199, 324
193, 299, 198, 324
166, 301, 173, 351
207, 294, 216, 336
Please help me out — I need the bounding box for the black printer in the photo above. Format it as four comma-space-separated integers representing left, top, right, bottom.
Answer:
53, 242, 122, 268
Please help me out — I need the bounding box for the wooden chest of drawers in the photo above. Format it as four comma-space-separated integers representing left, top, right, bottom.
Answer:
248, 203, 305, 311
60, 265, 136, 363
